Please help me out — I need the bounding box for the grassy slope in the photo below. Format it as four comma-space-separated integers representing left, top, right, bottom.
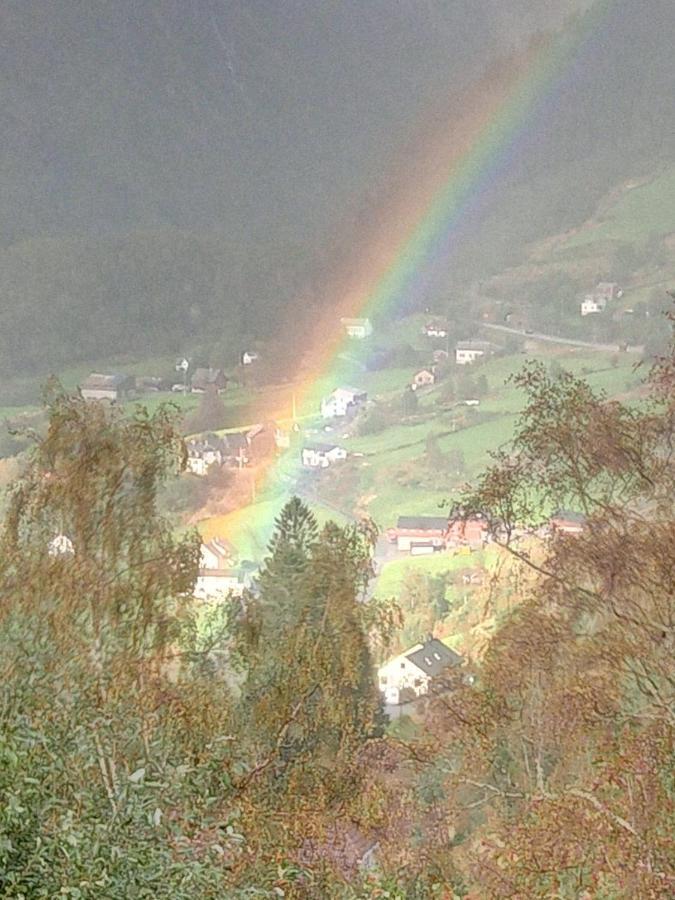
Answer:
561, 167, 675, 250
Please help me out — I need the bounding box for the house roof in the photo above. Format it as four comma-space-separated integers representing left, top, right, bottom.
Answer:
221, 433, 248, 451
304, 442, 341, 453
406, 639, 462, 677
341, 317, 371, 326
332, 386, 366, 397
455, 340, 494, 352
396, 516, 448, 531
203, 537, 236, 562
81, 372, 130, 390
192, 367, 226, 385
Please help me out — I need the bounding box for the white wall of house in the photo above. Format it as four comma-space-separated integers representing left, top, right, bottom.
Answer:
581, 295, 606, 316
377, 648, 430, 705
455, 348, 485, 365
81, 388, 119, 401
194, 573, 243, 600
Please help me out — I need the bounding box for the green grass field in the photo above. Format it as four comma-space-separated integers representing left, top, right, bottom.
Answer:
562, 167, 675, 249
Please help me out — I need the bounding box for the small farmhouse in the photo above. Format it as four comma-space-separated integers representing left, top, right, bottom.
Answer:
432, 348, 449, 363
387, 516, 449, 553
80, 373, 135, 402
191, 368, 227, 393
455, 340, 494, 365
195, 539, 246, 600
446, 513, 488, 549
301, 442, 347, 468
241, 350, 259, 366
48, 533, 74, 557
378, 638, 462, 705
423, 322, 448, 338
412, 368, 436, 389
219, 433, 249, 468
320, 386, 368, 419
340, 317, 373, 339
186, 436, 223, 475
581, 294, 606, 316
550, 509, 586, 535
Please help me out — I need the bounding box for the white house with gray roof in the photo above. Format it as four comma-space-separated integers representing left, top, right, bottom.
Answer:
320, 386, 368, 419
377, 638, 462, 705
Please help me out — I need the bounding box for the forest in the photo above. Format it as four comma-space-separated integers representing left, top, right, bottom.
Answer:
0, 323, 672, 898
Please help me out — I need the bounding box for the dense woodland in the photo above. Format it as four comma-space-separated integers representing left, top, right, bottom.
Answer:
0, 322, 672, 897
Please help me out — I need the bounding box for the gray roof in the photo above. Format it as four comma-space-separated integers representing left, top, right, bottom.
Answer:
304, 441, 340, 453
222, 433, 248, 451
455, 340, 494, 352
81, 372, 130, 390
396, 516, 448, 531
406, 639, 462, 677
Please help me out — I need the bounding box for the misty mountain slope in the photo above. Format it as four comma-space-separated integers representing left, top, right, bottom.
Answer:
0, 0, 673, 382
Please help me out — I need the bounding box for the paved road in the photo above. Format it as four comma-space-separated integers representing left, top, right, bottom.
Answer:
481, 322, 644, 354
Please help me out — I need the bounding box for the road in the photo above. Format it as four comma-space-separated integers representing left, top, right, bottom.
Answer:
481, 322, 644, 354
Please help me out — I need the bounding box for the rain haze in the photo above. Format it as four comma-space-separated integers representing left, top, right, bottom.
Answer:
0, 2, 674, 895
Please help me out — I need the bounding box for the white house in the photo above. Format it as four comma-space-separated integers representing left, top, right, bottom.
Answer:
48, 533, 74, 557
455, 341, 494, 365
423, 322, 448, 338
186, 437, 223, 476
241, 350, 259, 366
195, 539, 244, 600
581, 294, 606, 316
320, 386, 368, 419
301, 442, 348, 468
341, 317, 373, 339
377, 638, 462, 705
80, 373, 135, 402
412, 368, 436, 389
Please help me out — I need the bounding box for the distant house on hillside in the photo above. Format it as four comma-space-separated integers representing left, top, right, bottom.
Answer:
423, 321, 448, 338
412, 368, 436, 389
378, 638, 462, 705
581, 294, 606, 316
550, 509, 586, 535
446, 512, 488, 549
191, 368, 227, 393
341, 317, 373, 339
301, 442, 347, 468
80, 373, 135, 402
241, 350, 259, 366
220, 433, 249, 468
48, 533, 74, 557
320, 386, 367, 419
386, 516, 449, 553
186, 434, 224, 475
195, 540, 246, 600
455, 340, 494, 365
432, 349, 449, 363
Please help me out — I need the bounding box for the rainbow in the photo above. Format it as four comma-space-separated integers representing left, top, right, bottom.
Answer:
202, 1, 616, 559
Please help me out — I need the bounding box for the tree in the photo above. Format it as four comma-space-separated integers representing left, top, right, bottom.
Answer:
232, 503, 386, 800
401, 386, 419, 416
0, 385, 251, 895
412, 324, 675, 896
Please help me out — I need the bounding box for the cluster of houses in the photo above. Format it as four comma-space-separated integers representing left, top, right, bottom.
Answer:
79, 366, 230, 402
580, 281, 622, 316
186, 423, 281, 475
